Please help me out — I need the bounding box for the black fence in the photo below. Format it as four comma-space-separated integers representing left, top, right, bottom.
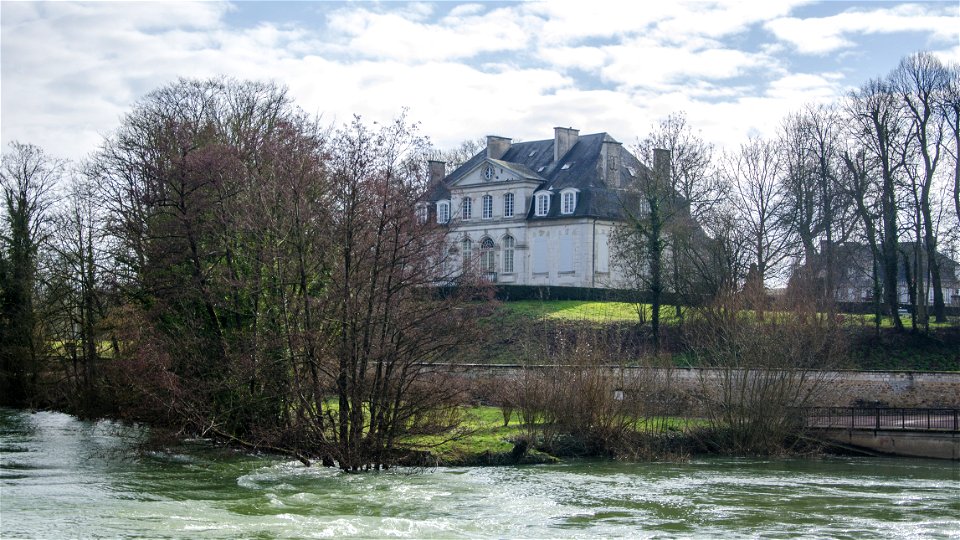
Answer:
802, 407, 960, 431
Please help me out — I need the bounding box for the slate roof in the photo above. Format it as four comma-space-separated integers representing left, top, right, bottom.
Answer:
424, 132, 653, 221
806, 241, 960, 286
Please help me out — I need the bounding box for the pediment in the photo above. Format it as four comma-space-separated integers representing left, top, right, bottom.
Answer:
448, 158, 545, 188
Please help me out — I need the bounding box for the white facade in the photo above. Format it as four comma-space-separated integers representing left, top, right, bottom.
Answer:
432, 159, 629, 288
423, 128, 657, 289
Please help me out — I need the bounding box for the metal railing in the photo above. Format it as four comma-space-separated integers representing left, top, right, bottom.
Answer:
801, 407, 960, 432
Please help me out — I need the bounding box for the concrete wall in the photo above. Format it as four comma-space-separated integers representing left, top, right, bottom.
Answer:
817, 428, 960, 460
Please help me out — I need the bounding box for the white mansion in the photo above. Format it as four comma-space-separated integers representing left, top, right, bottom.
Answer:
421, 127, 661, 288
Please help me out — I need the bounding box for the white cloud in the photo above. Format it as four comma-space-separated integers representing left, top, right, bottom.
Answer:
447, 4, 485, 18
766, 4, 959, 55
651, 0, 802, 41
2, 0, 956, 165
536, 46, 608, 72
322, 5, 536, 62
523, 0, 805, 48
765, 72, 847, 102
530, 1, 797, 98
599, 38, 778, 90
931, 44, 960, 65
1, 1, 237, 158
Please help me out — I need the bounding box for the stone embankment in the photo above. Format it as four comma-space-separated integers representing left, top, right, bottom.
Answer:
430, 364, 960, 409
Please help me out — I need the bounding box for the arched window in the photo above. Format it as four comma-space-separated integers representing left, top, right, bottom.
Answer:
503, 192, 514, 218
502, 235, 515, 273
482, 194, 493, 220
436, 201, 450, 224
462, 196, 472, 220
480, 238, 495, 273
535, 192, 551, 217
461, 238, 473, 270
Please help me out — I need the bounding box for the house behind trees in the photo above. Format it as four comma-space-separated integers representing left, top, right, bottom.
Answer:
422, 127, 698, 289
796, 241, 960, 307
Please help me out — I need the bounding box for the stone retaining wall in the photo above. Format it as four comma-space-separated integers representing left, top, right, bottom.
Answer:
431, 365, 960, 408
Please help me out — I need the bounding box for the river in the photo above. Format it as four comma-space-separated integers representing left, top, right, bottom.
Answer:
2, 408, 958, 539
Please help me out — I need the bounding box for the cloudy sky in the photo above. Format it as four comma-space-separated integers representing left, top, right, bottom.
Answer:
2, 1, 958, 162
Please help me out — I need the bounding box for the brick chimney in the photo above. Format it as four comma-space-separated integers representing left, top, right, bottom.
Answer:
653, 148, 671, 184
486, 136, 511, 159
428, 160, 446, 184
554, 127, 579, 162
601, 138, 622, 186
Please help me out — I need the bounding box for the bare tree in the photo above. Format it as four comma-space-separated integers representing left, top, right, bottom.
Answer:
779, 105, 855, 306
91, 78, 329, 449
43, 171, 110, 410
894, 51, 950, 323
315, 115, 493, 471
845, 78, 907, 330
614, 148, 672, 347
0, 142, 61, 406
437, 137, 486, 170
943, 63, 960, 227
838, 142, 885, 333
723, 137, 793, 297
687, 288, 846, 455
636, 112, 719, 318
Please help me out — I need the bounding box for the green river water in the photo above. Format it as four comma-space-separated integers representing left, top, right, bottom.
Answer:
1, 408, 958, 539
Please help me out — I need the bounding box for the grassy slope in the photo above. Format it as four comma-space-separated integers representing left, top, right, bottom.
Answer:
482, 300, 959, 371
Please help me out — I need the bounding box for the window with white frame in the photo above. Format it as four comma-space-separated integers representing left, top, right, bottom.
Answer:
502, 235, 515, 273
416, 204, 428, 224
561, 189, 577, 214
436, 201, 450, 224
480, 238, 495, 272
482, 194, 493, 220
535, 192, 550, 217
461, 238, 472, 269
503, 192, 514, 218
462, 196, 472, 220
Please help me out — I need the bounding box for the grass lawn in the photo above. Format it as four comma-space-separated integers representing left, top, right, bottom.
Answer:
499, 299, 959, 330
499, 300, 683, 324
404, 405, 703, 465
405, 406, 526, 464
841, 312, 959, 330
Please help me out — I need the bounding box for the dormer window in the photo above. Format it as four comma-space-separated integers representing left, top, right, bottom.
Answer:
535, 192, 551, 217
561, 162, 573, 170
560, 189, 578, 215
462, 196, 472, 220
436, 201, 450, 224
416, 204, 428, 224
